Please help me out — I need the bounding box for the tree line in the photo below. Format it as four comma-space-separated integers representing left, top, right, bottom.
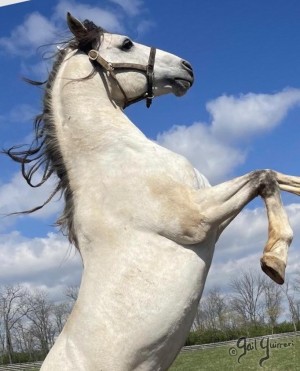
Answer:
0, 285, 78, 364
188, 269, 300, 345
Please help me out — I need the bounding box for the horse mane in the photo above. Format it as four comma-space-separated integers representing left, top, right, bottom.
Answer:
4, 19, 106, 248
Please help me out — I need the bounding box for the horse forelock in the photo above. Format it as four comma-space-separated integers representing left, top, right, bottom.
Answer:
69, 19, 107, 53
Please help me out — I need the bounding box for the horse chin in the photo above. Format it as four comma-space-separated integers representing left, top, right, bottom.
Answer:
173, 79, 192, 97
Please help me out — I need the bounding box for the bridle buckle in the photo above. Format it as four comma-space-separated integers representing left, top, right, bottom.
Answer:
107, 63, 114, 72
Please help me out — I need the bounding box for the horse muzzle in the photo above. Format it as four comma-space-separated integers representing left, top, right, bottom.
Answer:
173, 60, 194, 96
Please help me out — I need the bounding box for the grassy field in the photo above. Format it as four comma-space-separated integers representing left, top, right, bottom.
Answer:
170, 336, 300, 371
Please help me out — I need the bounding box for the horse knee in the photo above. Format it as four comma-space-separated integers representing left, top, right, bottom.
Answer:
253, 169, 278, 197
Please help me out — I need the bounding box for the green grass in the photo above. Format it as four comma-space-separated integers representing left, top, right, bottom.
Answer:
170, 336, 300, 371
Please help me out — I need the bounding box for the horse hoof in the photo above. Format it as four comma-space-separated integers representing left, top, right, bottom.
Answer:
260, 255, 285, 285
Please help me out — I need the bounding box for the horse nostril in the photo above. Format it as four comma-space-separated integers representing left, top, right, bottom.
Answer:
182, 60, 193, 73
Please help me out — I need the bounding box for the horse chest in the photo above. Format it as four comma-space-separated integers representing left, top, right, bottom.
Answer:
71, 138, 212, 248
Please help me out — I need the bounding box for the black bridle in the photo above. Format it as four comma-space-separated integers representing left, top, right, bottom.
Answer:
88, 47, 156, 109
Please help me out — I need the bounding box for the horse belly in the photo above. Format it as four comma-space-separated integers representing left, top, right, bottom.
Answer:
82, 233, 215, 371
122, 238, 215, 370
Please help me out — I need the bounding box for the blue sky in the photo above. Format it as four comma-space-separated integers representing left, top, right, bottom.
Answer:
0, 0, 300, 304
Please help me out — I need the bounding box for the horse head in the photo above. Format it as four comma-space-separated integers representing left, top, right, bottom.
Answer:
67, 13, 194, 108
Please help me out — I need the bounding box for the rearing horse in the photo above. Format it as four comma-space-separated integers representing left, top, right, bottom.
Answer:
7, 13, 300, 371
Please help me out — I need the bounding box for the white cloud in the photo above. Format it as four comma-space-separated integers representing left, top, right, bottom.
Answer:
214, 207, 267, 261
208, 88, 300, 143
135, 19, 154, 36
157, 123, 245, 183
0, 231, 81, 301
54, 0, 124, 33
109, 0, 143, 16
0, 12, 57, 56
157, 88, 300, 183
0, 172, 62, 225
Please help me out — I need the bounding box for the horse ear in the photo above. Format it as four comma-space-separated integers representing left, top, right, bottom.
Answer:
67, 12, 87, 39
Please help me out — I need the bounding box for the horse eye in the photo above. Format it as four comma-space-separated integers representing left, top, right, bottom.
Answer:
122, 39, 133, 51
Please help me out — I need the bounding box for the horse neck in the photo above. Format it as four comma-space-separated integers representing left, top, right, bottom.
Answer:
51, 50, 145, 260
52, 50, 143, 144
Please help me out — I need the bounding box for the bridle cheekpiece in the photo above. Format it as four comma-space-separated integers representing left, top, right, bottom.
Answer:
88, 47, 156, 109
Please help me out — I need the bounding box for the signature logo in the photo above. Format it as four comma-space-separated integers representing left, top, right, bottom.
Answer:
229, 336, 294, 367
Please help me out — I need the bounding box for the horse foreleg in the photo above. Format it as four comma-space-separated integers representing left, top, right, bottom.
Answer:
260, 188, 292, 285
260, 171, 300, 282
195, 170, 294, 284
276, 171, 300, 195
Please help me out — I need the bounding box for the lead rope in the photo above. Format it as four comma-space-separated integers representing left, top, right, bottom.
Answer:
88, 47, 156, 109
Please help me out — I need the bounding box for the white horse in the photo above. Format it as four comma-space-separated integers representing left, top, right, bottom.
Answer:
7, 13, 300, 371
